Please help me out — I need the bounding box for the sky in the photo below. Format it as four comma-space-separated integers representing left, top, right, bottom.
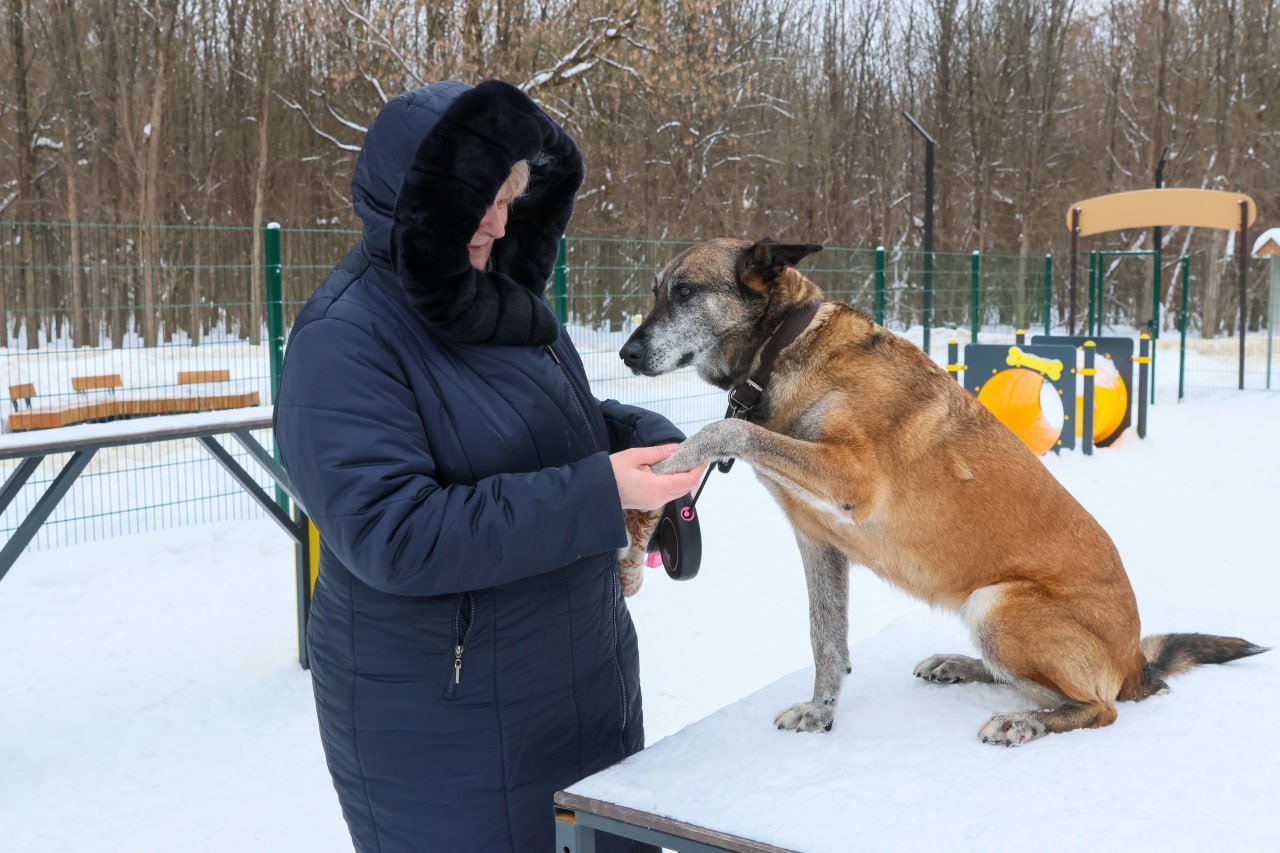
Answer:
1, 352, 1278, 851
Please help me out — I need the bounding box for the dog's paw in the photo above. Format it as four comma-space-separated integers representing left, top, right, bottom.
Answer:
913, 654, 991, 685
653, 450, 724, 476
651, 454, 692, 476
978, 713, 1047, 747
774, 701, 835, 733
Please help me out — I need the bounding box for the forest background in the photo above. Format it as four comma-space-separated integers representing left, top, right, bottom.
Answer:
1, 0, 1277, 349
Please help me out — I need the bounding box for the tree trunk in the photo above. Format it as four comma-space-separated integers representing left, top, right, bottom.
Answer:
1203, 243, 1223, 337
1016, 225, 1031, 330
248, 0, 279, 347
9, 0, 39, 350
138, 1, 176, 349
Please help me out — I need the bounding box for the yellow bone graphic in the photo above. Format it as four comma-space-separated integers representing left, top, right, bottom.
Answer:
1005, 346, 1063, 381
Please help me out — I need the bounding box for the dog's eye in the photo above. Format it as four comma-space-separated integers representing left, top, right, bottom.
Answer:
674, 283, 694, 300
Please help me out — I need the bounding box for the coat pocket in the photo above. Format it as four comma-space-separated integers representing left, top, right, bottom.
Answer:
443, 591, 474, 699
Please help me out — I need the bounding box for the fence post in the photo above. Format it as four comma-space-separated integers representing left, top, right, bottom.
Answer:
1087, 251, 1097, 337
874, 246, 886, 326
265, 223, 284, 401
264, 222, 286, 510
1043, 254, 1053, 336
969, 250, 980, 343
553, 237, 568, 324
1082, 341, 1096, 457
1137, 334, 1150, 438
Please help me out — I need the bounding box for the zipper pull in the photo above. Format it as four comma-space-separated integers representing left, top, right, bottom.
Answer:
544, 344, 562, 365
453, 645, 463, 684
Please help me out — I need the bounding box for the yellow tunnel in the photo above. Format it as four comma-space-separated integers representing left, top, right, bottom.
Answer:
977, 358, 1128, 456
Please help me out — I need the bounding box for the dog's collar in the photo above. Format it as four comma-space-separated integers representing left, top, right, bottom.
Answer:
725, 301, 823, 420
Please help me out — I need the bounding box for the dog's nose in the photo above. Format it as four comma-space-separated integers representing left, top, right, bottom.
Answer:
619, 339, 645, 368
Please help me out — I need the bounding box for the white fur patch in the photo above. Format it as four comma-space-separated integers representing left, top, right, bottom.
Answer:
959, 585, 1017, 683
960, 585, 1002, 636
757, 469, 857, 528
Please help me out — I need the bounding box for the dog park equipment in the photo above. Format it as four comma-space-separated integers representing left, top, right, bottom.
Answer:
1036, 335, 1135, 447
953, 337, 1077, 456
1068, 188, 1257, 390
1253, 228, 1280, 390
949, 332, 1150, 457
0, 407, 315, 667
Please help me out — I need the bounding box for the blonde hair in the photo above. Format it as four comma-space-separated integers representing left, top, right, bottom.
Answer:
499, 160, 531, 203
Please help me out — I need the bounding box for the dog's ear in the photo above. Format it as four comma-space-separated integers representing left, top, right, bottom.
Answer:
737, 238, 824, 287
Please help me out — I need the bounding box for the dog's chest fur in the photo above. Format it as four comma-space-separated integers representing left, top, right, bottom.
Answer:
747, 310, 1002, 610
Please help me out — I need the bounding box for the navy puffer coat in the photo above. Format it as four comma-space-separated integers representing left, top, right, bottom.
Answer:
274, 81, 680, 852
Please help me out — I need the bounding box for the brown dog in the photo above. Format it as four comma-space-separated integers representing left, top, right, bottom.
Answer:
619, 237, 1266, 745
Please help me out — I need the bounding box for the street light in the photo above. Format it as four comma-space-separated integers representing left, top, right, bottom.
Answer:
903, 111, 936, 355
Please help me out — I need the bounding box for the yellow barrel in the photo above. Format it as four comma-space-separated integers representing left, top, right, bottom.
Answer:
1073, 355, 1128, 442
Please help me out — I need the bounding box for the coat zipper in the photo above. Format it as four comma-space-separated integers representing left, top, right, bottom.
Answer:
546, 344, 628, 737
545, 345, 600, 452
445, 591, 474, 698
610, 555, 629, 736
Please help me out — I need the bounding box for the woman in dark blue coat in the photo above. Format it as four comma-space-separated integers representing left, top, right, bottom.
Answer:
273, 80, 701, 851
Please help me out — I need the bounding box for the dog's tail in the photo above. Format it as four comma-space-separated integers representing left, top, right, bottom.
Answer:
1133, 633, 1268, 697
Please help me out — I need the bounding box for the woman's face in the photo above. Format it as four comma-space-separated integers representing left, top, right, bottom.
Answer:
467, 188, 515, 271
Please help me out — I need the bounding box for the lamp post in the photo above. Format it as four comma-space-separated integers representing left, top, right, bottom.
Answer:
903, 111, 936, 356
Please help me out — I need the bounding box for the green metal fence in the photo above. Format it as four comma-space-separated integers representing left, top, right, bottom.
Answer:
2, 221, 1276, 554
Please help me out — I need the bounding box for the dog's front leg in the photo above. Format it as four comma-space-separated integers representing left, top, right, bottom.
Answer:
652, 419, 744, 475
655, 419, 872, 518
774, 536, 850, 733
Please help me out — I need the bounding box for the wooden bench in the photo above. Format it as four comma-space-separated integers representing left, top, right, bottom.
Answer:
71, 374, 124, 393
8, 383, 36, 411
177, 369, 232, 384
6, 371, 260, 433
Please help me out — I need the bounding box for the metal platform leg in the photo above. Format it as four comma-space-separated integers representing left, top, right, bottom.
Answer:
0, 449, 96, 584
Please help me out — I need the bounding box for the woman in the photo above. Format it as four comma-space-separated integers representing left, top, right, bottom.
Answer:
273, 80, 700, 851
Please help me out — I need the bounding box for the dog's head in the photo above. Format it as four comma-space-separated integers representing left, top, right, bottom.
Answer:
619, 237, 823, 386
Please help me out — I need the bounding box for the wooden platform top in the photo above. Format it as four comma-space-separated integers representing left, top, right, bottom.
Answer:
0, 405, 274, 460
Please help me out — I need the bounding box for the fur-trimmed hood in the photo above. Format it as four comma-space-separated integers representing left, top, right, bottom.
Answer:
351, 81, 470, 270
388, 80, 584, 346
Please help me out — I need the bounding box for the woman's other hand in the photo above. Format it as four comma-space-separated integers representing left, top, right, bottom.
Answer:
609, 445, 707, 511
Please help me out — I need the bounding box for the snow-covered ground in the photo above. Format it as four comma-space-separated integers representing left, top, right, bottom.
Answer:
1, 341, 1278, 850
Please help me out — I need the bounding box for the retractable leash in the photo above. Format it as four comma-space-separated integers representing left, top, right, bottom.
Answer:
646, 302, 822, 581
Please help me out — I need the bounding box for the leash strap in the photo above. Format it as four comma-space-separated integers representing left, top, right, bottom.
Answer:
725, 302, 822, 419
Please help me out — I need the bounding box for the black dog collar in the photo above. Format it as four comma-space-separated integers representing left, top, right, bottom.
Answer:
726, 301, 823, 419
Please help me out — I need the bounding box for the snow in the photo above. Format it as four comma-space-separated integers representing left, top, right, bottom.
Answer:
1253, 227, 1280, 256
1, 359, 1279, 850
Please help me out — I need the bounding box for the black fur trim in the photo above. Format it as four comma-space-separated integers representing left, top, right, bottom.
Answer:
391, 80, 584, 346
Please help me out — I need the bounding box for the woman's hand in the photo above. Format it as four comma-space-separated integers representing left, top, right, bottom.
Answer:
609, 445, 707, 511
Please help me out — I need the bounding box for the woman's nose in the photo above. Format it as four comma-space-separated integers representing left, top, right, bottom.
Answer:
479, 204, 507, 238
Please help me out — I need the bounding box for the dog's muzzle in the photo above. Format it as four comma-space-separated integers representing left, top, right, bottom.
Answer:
619, 335, 647, 373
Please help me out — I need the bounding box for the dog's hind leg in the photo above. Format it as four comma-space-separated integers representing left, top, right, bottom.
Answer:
966, 582, 1128, 746
979, 700, 1118, 746
774, 536, 850, 733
